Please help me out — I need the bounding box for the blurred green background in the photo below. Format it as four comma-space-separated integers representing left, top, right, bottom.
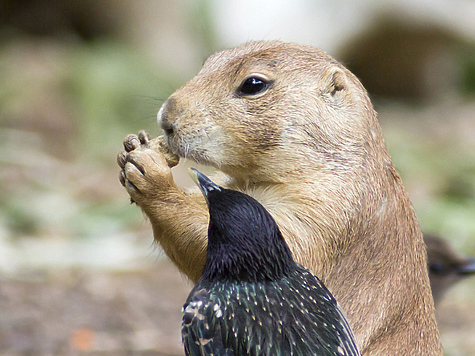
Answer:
0, 0, 474, 355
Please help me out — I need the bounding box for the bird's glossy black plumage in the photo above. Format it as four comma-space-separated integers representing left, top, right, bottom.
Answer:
182, 169, 360, 356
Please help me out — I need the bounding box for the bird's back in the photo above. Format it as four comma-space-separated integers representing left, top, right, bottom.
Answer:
183, 264, 359, 356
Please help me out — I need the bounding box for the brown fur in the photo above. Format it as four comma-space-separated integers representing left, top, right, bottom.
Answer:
118, 41, 442, 355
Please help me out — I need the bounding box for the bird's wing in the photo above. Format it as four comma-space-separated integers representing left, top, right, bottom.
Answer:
288, 266, 361, 356
182, 288, 234, 356
333, 302, 360, 356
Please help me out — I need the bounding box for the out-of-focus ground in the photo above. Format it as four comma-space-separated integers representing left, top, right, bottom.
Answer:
0, 260, 191, 356
0, 1, 474, 355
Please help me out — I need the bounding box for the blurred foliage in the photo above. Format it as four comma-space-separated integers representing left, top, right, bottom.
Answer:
460, 48, 475, 95
67, 40, 180, 163
381, 104, 475, 253
0, 35, 183, 240
187, 0, 220, 56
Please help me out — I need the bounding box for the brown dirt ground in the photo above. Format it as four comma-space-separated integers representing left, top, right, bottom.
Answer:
0, 259, 192, 356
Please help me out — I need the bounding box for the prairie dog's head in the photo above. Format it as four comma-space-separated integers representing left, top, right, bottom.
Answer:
158, 40, 383, 182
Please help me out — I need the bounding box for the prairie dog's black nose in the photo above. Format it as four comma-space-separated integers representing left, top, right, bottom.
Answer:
157, 97, 178, 136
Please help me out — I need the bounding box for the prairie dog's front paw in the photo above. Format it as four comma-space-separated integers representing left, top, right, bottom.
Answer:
117, 131, 179, 205
147, 134, 180, 168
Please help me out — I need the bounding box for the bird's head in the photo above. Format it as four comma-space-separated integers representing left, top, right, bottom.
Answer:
190, 168, 295, 283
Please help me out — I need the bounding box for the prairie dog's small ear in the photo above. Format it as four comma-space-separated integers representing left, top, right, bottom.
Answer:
322, 67, 348, 102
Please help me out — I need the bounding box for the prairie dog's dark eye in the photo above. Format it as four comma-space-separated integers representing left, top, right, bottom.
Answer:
237, 76, 270, 96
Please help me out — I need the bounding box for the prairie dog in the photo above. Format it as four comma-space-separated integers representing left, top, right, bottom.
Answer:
118, 40, 441, 355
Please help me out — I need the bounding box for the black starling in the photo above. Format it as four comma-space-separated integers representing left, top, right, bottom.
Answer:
425, 233, 475, 303
181, 168, 360, 356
